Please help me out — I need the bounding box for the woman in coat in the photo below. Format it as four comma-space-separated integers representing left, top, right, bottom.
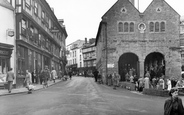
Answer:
164, 88, 184, 115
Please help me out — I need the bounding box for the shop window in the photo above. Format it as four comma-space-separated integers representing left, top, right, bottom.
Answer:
17, 46, 26, 75
0, 58, 8, 74
129, 22, 134, 32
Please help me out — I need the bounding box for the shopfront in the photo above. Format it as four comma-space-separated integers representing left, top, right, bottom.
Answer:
0, 44, 13, 83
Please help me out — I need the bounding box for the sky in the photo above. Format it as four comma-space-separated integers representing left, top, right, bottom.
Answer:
46, 0, 184, 45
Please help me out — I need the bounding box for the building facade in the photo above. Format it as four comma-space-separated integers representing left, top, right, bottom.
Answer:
82, 38, 96, 76
0, 0, 16, 84
95, 0, 181, 82
15, 0, 67, 87
66, 40, 84, 75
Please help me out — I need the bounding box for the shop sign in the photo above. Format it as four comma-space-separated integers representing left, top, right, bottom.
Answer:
0, 50, 9, 55
7, 29, 14, 37
107, 64, 114, 68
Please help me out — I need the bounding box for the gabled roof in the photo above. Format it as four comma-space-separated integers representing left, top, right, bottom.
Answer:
102, 0, 140, 19
0, 0, 14, 11
143, 0, 179, 16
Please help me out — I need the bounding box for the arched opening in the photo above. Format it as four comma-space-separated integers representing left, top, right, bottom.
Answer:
118, 53, 139, 81
144, 52, 165, 80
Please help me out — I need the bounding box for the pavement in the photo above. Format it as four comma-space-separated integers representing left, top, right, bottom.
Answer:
0, 79, 62, 96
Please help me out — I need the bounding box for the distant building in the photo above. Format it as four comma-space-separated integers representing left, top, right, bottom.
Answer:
0, 0, 15, 84
95, 0, 181, 82
15, 0, 67, 87
66, 40, 85, 75
82, 38, 96, 77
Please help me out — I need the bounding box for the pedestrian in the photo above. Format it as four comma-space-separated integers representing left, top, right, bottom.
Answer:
51, 67, 57, 83
41, 65, 50, 88
24, 70, 32, 94
93, 69, 99, 82
138, 76, 144, 92
112, 72, 120, 90
84, 70, 87, 78
144, 76, 150, 89
164, 88, 184, 115
31, 70, 36, 84
6, 68, 15, 93
167, 79, 172, 91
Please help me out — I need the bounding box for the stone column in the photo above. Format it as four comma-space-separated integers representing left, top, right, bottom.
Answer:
139, 59, 145, 78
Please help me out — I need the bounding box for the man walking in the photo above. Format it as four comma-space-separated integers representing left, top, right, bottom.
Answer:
6, 68, 14, 93
93, 69, 99, 82
41, 66, 50, 88
51, 67, 57, 83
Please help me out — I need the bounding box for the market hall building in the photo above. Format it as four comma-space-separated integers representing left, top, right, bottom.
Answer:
95, 0, 181, 82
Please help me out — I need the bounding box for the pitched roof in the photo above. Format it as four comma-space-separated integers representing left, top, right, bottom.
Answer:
0, 0, 14, 11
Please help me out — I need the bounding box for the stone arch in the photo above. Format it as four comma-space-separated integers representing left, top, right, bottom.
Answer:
118, 52, 139, 81
144, 52, 165, 80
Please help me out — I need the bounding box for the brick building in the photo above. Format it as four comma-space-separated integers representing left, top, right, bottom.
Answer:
95, 0, 181, 82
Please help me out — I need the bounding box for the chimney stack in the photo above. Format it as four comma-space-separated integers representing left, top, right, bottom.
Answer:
85, 38, 87, 44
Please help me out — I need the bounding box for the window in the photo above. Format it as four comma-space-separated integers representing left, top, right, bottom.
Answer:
121, 7, 127, 13
130, 22, 134, 32
41, 11, 45, 20
25, 0, 31, 9
118, 22, 123, 32
155, 22, 159, 32
149, 22, 154, 32
34, 28, 38, 45
118, 22, 134, 33
124, 22, 129, 32
149, 21, 165, 33
34, 1, 38, 15
21, 19, 27, 36
160, 22, 165, 32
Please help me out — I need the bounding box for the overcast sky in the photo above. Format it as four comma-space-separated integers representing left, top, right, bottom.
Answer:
46, 0, 184, 45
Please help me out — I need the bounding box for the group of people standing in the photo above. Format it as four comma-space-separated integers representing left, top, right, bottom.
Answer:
106, 72, 120, 90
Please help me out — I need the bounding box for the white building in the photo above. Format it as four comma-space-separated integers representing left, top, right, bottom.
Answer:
66, 40, 84, 74
0, 0, 16, 83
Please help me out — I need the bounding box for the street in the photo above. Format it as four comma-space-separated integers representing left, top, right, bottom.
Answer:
0, 76, 168, 115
